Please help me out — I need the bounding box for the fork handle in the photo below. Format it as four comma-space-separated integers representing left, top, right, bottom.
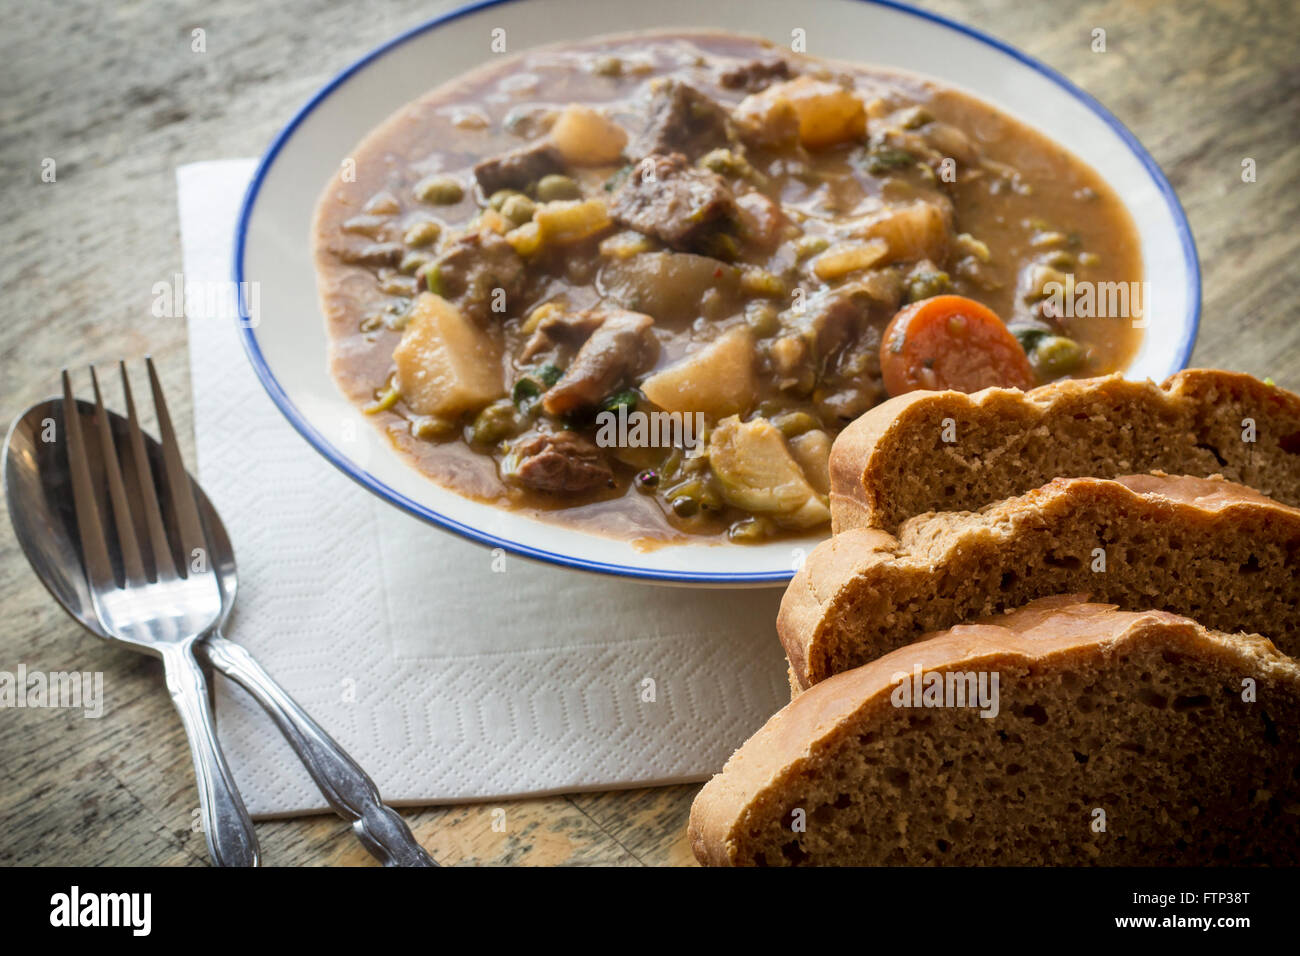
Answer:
202, 633, 436, 867
160, 642, 260, 867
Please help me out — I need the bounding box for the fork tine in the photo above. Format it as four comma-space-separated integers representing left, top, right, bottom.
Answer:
146, 357, 208, 576
90, 366, 147, 586
121, 361, 177, 580
62, 370, 116, 592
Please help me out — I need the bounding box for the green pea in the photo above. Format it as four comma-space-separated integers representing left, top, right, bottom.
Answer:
415, 175, 464, 205
398, 252, 430, 275
500, 193, 537, 225
411, 415, 457, 440
1033, 336, 1086, 379
469, 400, 521, 445
403, 219, 441, 247
906, 270, 951, 303
535, 174, 581, 202
745, 302, 781, 338
770, 410, 820, 438
671, 495, 700, 518
420, 262, 445, 296
666, 477, 720, 517
699, 148, 750, 178
488, 189, 522, 211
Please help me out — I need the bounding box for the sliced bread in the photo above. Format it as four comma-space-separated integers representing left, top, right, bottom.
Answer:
829, 369, 1300, 534
781, 473, 1300, 691
691, 596, 1300, 866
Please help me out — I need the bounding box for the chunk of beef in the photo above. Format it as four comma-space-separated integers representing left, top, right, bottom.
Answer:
520, 309, 605, 362
473, 140, 564, 196
719, 56, 794, 92
796, 282, 881, 359
543, 310, 658, 415
508, 430, 613, 494
608, 153, 737, 252
769, 282, 886, 395
633, 81, 734, 159
427, 231, 526, 321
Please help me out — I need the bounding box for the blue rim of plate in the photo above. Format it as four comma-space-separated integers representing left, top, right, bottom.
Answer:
234, 0, 1202, 585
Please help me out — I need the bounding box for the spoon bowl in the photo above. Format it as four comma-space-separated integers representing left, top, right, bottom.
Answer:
5, 398, 238, 640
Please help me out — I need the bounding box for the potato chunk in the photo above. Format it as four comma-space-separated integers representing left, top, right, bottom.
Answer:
859, 201, 951, 263
393, 293, 504, 418
506, 198, 613, 256
735, 96, 800, 148
812, 239, 889, 281
549, 105, 628, 166
708, 416, 831, 529
599, 251, 741, 323
640, 326, 757, 419
787, 429, 832, 495
739, 77, 866, 149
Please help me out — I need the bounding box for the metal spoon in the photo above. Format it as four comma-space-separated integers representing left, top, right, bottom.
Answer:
5, 388, 435, 867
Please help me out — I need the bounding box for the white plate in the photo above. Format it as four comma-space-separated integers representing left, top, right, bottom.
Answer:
235, 0, 1200, 586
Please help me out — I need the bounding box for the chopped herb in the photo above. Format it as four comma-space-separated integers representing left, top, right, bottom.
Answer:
512, 378, 541, 404
1013, 327, 1050, 353
511, 364, 563, 408
603, 164, 633, 192
600, 388, 640, 412
864, 147, 916, 175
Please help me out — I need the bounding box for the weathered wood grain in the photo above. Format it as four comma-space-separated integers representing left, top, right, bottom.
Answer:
1, 0, 1295, 865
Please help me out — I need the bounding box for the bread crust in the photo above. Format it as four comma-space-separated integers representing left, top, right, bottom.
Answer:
780, 473, 1300, 690
829, 369, 1300, 534
691, 596, 1297, 866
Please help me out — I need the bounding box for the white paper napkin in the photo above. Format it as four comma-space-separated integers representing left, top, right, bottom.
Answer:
177, 159, 789, 816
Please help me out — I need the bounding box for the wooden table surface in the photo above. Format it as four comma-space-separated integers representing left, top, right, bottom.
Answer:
1, 0, 1295, 866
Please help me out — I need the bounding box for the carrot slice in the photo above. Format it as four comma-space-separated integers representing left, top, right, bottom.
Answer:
880, 294, 1034, 396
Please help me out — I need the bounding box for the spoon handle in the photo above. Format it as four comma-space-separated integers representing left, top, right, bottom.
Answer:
202, 633, 436, 867
160, 642, 261, 867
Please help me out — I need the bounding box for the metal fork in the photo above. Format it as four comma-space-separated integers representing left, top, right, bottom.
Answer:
63, 359, 259, 867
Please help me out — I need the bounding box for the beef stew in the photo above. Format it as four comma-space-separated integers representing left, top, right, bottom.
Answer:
314, 31, 1143, 546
